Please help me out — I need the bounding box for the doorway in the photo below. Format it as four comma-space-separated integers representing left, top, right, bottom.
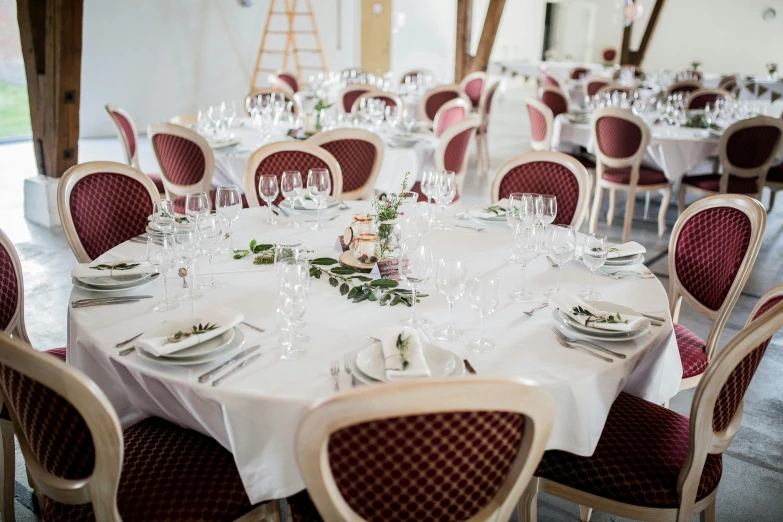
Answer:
542, 1, 597, 63
360, 0, 392, 74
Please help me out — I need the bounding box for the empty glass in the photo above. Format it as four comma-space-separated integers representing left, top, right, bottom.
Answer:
539, 195, 557, 254
185, 191, 210, 223
432, 171, 456, 231
579, 233, 608, 300
277, 259, 310, 360
146, 235, 178, 311
510, 223, 543, 301
398, 243, 433, 328
421, 171, 437, 206
173, 225, 201, 301
307, 168, 331, 231
216, 185, 242, 252
280, 170, 303, 228
546, 225, 576, 296
466, 278, 500, 353
259, 175, 279, 225
152, 199, 176, 233
198, 213, 225, 288
433, 258, 468, 341
505, 192, 525, 262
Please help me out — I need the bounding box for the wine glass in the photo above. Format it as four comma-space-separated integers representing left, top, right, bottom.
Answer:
520, 193, 540, 229
398, 243, 433, 328
466, 277, 500, 353
277, 259, 309, 360
510, 223, 544, 301
307, 168, 331, 231
421, 171, 437, 206
172, 225, 201, 301
433, 258, 468, 341
146, 234, 178, 311
280, 170, 303, 228
432, 171, 456, 231
579, 233, 608, 300
215, 185, 242, 253
185, 191, 210, 224
403, 109, 416, 133
152, 199, 175, 233
545, 225, 576, 296
414, 202, 434, 237
505, 192, 525, 262
539, 195, 557, 253
197, 213, 225, 289
259, 175, 279, 225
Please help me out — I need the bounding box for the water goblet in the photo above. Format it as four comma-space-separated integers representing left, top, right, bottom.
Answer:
432, 171, 456, 231
539, 195, 557, 253
510, 223, 544, 301
398, 243, 433, 328
146, 234, 178, 311
307, 168, 332, 231
259, 175, 279, 225
152, 199, 176, 233
215, 185, 242, 252
466, 277, 500, 353
545, 225, 576, 296
281, 170, 303, 228
578, 233, 608, 300
172, 225, 202, 301
197, 213, 225, 289
432, 258, 468, 341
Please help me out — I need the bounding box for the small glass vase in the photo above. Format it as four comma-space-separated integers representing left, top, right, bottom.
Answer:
376, 218, 400, 259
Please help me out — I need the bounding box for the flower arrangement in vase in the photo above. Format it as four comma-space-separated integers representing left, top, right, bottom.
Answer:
372, 172, 409, 259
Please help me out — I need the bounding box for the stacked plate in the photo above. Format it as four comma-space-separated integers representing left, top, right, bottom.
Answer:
72, 273, 159, 293
350, 342, 465, 384
467, 205, 507, 224
552, 301, 650, 342
136, 328, 246, 366
207, 134, 241, 149
604, 253, 645, 267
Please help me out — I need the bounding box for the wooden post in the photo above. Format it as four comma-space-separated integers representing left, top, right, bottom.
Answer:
17, 0, 84, 179
455, 0, 472, 81
619, 0, 667, 67
454, 0, 506, 81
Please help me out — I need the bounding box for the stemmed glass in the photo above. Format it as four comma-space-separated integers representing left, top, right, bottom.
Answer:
146, 235, 178, 311
398, 243, 433, 328
433, 258, 468, 341
152, 199, 175, 233
198, 213, 225, 289
505, 192, 525, 262
432, 171, 456, 231
539, 195, 557, 254
280, 170, 303, 228
579, 233, 608, 300
466, 278, 500, 353
173, 225, 201, 301
510, 223, 543, 301
259, 175, 279, 225
421, 171, 437, 206
277, 259, 309, 360
215, 186, 242, 253
185, 191, 210, 224
520, 193, 541, 229
307, 168, 331, 231
546, 225, 576, 296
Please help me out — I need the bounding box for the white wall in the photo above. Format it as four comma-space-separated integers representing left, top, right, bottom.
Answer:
80, 0, 359, 138
473, 0, 547, 62
390, 0, 456, 83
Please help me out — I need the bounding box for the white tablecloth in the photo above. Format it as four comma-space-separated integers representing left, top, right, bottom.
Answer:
68, 203, 682, 504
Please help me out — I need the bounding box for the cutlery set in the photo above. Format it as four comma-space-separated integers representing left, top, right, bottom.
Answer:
71, 296, 153, 308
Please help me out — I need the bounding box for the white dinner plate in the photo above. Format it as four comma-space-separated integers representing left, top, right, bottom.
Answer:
279, 196, 340, 212
75, 273, 149, 288
72, 273, 159, 293
604, 254, 645, 267
135, 328, 245, 366
350, 357, 379, 385
552, 304, 650, 342
355, 342, 462, 381
160, 328, 236, 359
468, 207, 507, 222
208, 135, 240, 149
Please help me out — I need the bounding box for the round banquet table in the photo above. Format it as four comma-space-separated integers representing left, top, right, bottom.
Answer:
208, 118, 436, 196
67, 203, 682, 504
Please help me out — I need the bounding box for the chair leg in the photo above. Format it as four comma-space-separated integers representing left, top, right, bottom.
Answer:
700, 500, 716, 522
589, 187, 603, 233
516, 477, 539, 522
678, 185, 687, 215
769, 189, 776, 213
657, 187, 671, 238
0, 419, 15, 522
606, 189, 616, 226
579, 505, 593, 521
622, 189, 636, 243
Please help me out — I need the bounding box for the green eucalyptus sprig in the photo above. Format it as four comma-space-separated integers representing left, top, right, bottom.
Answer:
91, 262, 140, 271
308, 257, 427, 307
396, 333, 410, 369
233, 239, 275, 265
166, 322, 219, 344
483, 204, 506, 216
571, 306, 628, 326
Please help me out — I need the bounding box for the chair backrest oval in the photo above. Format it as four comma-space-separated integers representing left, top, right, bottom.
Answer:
541, 73, 560, 89
592, 108, 649, 165
460, 71, 486, 108
479, 80, 501, 127
664, 80, 702, 99
295, 377, 554, 522
245, 88, 297, 115
57, 162, 161, 263
721, 116, 783, 174
584, 76, 610, 98
244, 142, 343, 207
340, 85, 378, 113
717, 75, 739, 94
491, 151, 591, 229
307, 128, 383, 200
570, 67, 589, 80
422, 84, 466, 122
350, 91, 403, 113
685, 88, 733, 110
104, 104, 138, 169
147, 122, 214, 200
539, 85, 569, 118
0, 229, 28, 342
525, 98, 554, 151
433, 98, 470, 138
436, 117, 481, 195
275, 70, 299, 93
168, 114, 198, 127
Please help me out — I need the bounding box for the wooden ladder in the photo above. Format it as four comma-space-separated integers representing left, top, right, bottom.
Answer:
249, 0, 328, 92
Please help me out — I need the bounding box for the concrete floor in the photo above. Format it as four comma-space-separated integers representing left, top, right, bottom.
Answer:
1, 80, 782, 520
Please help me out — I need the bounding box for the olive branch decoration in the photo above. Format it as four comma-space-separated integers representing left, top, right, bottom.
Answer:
166, 322, 219, 344
571, 306, 628, 327
91, 262, 140, 271
396, 333, 410, 369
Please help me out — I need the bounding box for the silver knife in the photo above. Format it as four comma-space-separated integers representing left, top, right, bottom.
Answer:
641, 312, 666, 322
211, 353, 262, 387
198, 345, 261, 383
72, 299, 142, 308
273, 204, 289, 216
569, 338, 627, 359
72, 295, 153, 305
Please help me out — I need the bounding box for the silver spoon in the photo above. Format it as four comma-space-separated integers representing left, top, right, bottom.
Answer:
178, 267, 188, 288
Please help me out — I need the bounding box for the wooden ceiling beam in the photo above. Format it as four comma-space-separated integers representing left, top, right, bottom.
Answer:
620, 0, 667, 67
455, 0, 472, 81
455, 0, 506, 81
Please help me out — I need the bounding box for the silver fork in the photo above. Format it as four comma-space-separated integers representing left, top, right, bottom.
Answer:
344, 354, 355, 386
552, 328, 626, 359
523, 302, 549, 316
552, 331, 612, 362
331, 360, 340, 391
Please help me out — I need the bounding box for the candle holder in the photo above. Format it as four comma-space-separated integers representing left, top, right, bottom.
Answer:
352, 233, 380, 264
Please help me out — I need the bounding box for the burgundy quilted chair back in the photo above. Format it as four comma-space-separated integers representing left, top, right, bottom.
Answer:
711, 292, 783, 433
483, 82, 500, 117
254, 151, 331, 206
602, 48, 617, 61
435, 104, 467, 137
425, 90, 461, 121
718, 76, 738, 93
278, 72, 299, 93
109, 110, 136, 161
319, 139, 377, 193
570, 67, 589, 80
463, 77, 484, 108
443, 127, 475, 174
151, 133, 206, 186
326, 410, 525, 521
673, 206, 752, 311
68, 173, 155, 260
342, 89, 371, 113
498, 162, 581, 226
542, 74, 560, 88
541, 90, 568, 118
725, 123, 783, 170
0, 238, 19, 332
595, 116, 642, 159
688, 93, 723, 110
586, 79, 609, 97
527, 104, 549, 143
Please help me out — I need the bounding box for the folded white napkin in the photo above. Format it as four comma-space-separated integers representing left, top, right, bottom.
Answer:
606, 241, 646, 259
551, 292, 647, 333
296, 195, 321, 210
378, 326, 431, 381
469, 198, 509, 219
136, 307, 244, 357
71, 260, 156, 279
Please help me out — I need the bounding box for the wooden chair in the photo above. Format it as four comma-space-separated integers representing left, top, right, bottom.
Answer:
104, 105, 165, 194
664, 80, 702, 99
668, 194, 766, 391
717, 75, 739, 95
268, 69, 298, 94
57, 161, 160, 262
764, 161, 783, 211
288, 378, 554, 521
539, 85, 569, 118
436, 116, 481, 196
421, 84, 470, 123
244, 141, 342, 207
595, 84, 637, 97
307, 128, 383, 200
0, 332, 277, 521
0, 229, 67, 522
521, 286, 783, 522
685, 89, 734, 110
460, 71, 487, 109
245, 88, 297, 116
339, 84, 378, 113
491, 151, 592, 229
570, 67, 589, 80
541, 73, 561, 89
350, 91, 404, 113
588, 108, 672, 242
147, 122, 215, 213
476, 80, 502, 176
525, 98, 555, 151
584, 76, 610, 98
433, 98, 470, 138
168, 114, 198, 127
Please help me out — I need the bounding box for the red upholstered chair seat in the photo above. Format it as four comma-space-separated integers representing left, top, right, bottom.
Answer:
536, 392, 722, 508
172, 191, 250, 214
601, 167, 667, 185
674, 323, 709, 378
146, 172, 166, 193
682, 174, 759, 194
43, 417, 255, 521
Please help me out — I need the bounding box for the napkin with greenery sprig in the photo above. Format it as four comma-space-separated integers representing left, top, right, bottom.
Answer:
72, 259, 155, 278
377, 326, 431, 380
551, 292, 647, 333
135, 308, 243, 357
